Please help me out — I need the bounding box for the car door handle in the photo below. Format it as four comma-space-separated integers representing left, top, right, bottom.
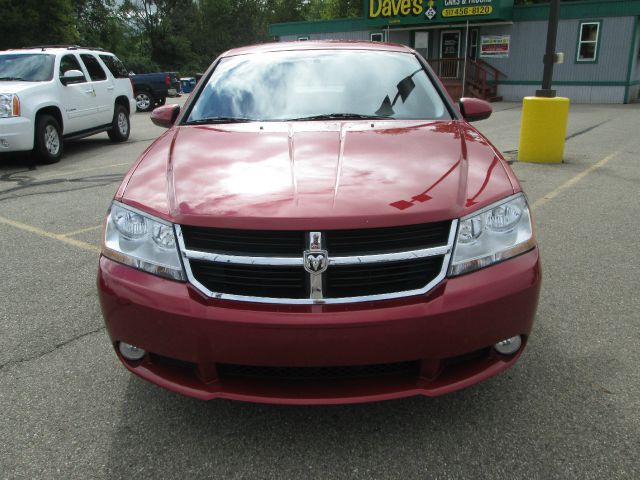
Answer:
107, 86, 115, 91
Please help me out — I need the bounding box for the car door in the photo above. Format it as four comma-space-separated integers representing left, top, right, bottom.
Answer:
57, 53, 98, 133
80, 53, 113, 125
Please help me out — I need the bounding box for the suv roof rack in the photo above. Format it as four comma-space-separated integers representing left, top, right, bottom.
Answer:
20, 45, 106, 52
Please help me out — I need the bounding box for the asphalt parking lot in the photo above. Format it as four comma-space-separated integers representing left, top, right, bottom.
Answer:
1, 97, 639, 479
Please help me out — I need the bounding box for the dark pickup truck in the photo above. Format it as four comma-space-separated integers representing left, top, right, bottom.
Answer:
130, 72, 176, 112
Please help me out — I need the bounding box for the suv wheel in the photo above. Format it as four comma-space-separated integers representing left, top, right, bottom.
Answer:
33, 114, 63, 164
108, 105, 130, 142
136, 91, 154, 112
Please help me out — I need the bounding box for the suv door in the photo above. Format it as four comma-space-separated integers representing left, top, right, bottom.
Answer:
57, 53, 98, 133
80, 53, 113, 125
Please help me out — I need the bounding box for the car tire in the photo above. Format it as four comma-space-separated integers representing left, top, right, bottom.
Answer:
135, 91, 154, 112
156, 97, 166, 106
107, 105, 130, 143
33, 114, 63, 164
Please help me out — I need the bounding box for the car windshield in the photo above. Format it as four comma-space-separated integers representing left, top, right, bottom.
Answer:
0, 53, 55, 81
186, 50, 450, 123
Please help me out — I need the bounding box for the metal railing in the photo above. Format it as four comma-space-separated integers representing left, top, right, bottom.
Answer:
427, 57, 504, 100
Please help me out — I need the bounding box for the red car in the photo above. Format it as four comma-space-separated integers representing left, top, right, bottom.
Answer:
98, 41, 540, 405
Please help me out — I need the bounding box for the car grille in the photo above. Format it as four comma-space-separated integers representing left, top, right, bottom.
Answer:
217, 360, 421, 381
325, 221, 451, 255
181, 226, 305, 256
324, 257, 444, 298
181, 221, 450, 257
190, 261, 306, 299
178, 221, 456, 304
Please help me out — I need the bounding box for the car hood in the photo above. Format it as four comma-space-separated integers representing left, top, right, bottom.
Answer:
0, 81, 46, 94
119, 120, 517, 230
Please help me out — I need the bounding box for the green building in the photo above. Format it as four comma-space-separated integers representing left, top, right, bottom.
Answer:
269, 0, 640, 103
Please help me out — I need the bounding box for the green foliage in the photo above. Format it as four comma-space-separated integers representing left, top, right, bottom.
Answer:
0, 0, 78, 50
0, 0, 364, 75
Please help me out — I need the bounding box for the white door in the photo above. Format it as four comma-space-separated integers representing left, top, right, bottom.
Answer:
57, 54, 98, 134
414, 32, 429, 60
80, 53, 114, 125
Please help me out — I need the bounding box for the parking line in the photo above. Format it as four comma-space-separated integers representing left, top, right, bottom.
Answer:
531, 147, 624, 211
0, 215, 100, 254
60, 225, 103, 237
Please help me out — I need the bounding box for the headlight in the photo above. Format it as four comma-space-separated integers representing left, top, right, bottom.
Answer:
449, 193, 535, 276
0, 94, 20, 118
102, 202, 186, 281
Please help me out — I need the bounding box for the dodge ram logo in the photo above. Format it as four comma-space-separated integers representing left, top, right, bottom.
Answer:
304, 250, 328, 274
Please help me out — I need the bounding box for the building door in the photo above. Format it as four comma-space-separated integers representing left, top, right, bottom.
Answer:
440, 30, 461, 78
414, 31, 429, 60
468, 29, 480, 59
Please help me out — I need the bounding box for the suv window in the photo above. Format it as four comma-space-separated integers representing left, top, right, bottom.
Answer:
80, 54, 107, 81
59, 54, 86, 83
99, 54, 129, 79
0, 54, 55, 81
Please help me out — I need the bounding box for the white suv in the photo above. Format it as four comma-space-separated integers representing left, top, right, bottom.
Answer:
0, 46, 136, 164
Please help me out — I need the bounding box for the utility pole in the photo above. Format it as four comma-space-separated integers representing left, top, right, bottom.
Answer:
518, 0, 570, 164
537, 0, 561, 97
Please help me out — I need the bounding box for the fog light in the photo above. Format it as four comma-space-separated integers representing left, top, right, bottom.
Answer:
118, 342, 146, 361
0, 139, 9, 148
494, 335, 522, 355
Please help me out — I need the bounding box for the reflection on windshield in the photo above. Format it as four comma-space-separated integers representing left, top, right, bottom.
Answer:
0, 54, 55, 82
187, 50, 449, 123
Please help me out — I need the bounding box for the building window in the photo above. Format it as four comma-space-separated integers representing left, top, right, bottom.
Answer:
298, 36, 309, 41
576, 21, 601, 63
468, 29, 479, 59
370, 33, 384, 42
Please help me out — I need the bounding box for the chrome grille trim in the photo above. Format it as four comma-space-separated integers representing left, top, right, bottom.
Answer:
175, 220, 458, 304
180, 245, 452, 266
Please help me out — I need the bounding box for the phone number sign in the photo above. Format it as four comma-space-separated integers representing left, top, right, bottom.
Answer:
442, 5, 493, 17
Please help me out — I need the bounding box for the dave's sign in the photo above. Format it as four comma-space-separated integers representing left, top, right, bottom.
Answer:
369, 0, 424, 18
368, 0, 500, 21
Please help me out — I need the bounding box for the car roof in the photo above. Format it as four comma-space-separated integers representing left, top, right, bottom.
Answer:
222, 40, 415, 58
2, 47, 113, 55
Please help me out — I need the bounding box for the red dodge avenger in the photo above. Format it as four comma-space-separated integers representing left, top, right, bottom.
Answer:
98, 41, 541, 404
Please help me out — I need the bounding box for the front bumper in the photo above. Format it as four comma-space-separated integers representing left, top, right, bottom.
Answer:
98, 248, 541, 404
0, 117, 34, 152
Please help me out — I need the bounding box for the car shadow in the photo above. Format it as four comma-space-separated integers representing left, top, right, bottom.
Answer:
0, 136, 116, 172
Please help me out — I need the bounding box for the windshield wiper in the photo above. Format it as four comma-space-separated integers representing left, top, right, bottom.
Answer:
0, 76, 26, 81
287, 113, 393, 121
184, 116, 256, 125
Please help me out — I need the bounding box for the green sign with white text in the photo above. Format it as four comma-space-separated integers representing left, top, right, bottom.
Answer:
366, 0, 513, 25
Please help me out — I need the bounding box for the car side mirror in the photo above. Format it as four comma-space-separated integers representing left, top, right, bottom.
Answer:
60, 69, 85, 86
459, 98, 493, 122
151, 104, 180, 128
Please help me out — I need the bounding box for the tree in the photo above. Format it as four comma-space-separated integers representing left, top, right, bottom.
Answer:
0, 0, 78, 50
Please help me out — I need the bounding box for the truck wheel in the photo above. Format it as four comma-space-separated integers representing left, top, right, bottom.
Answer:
108, 105, 130, 142
136, 91, 154, 112
156, 97, 166, 106
33, 114, 63, 164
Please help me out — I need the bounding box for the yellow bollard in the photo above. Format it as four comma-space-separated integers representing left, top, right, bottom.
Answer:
518, 96, 570, 163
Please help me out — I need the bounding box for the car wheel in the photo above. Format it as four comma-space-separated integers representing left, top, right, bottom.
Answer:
156, 97, 166, 106
33, 114, 63, 164
107, 105, 130, 142
136, 91, 154, 112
